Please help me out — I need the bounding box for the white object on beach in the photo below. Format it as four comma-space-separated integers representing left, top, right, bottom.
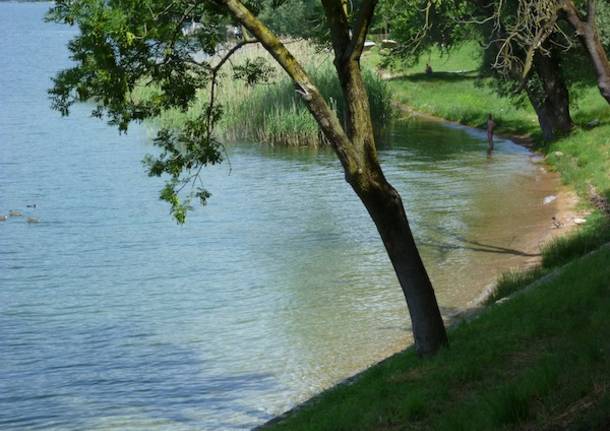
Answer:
574, 218, 587, 225
543, 195, 557, 205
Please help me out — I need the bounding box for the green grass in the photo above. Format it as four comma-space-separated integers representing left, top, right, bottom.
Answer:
542, 212, 610, 268
262, 245, 610, 431
546, 126, 610, 204
378, 43, 540, 137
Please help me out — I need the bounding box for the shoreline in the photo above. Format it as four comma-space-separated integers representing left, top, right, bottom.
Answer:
394, 102, 536, 149
255, 105, 586, 430
396, 103, 587, 305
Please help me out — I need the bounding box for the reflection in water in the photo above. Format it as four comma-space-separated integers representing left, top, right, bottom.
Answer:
0, 3, 560, 430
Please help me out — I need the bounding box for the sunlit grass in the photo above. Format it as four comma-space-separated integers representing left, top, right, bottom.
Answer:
377, 42, 610, 205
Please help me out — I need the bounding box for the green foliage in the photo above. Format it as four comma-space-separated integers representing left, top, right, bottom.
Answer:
47, 0, 238, 222
378, 0, 474, 66
143, 114, 223, 223
47, 1, 388, 222
258, 0, 376, 42
258, 0, 326, 39
231, 57, 276, 85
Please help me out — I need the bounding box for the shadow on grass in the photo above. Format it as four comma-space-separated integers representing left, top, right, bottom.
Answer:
392, 70, 480, 83
388, 70, 480, 82
573, 106, 610, 126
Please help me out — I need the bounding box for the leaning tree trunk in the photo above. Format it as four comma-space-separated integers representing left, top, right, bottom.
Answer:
577, 18, 610, 103
221, 0, 449, 356
352, 171, 448, 355
328, 12, 448, 356
527, 50, 573, 141
562, 0, 610, 104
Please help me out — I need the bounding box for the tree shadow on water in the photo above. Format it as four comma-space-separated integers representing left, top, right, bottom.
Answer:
420, 238, 541, 257
417, 223, 541, 258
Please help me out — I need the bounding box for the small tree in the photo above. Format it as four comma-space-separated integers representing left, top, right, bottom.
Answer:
49, 0, 448, 356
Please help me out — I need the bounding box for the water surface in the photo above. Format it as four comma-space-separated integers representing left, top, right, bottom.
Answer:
0, 3, 559, 430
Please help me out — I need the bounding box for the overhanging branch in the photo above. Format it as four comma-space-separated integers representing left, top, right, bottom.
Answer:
206, 39, 259, 140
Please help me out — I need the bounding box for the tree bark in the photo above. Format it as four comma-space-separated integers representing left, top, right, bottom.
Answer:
562, 0, 610, 104
220, 0, 448, 355
322, 0, 448, 355
352, 170, 449, 355
527, 50, 574, 141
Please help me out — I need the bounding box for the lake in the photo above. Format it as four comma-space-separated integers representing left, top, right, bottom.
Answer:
0, 2, 560, 430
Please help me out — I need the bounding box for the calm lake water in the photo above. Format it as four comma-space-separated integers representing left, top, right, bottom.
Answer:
0, 3, 559, 430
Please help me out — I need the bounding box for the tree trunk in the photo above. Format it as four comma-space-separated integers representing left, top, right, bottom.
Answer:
325, 13, 448, 355
527, 50, 573, 141
579, 22, 610, 103
352, 173, 448, 356
562, 0, 610, 104
222, 0, 449, 356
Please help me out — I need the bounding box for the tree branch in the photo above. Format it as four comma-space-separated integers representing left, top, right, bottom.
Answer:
561, 0, 587, 34
587, 0, 596, 24
217, 0, 361, 176
206, 39, 259, 141
344, 0, 378, 62
321, 0, 352, 60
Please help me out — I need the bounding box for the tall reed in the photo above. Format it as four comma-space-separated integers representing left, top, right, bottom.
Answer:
136, 41, 393, 147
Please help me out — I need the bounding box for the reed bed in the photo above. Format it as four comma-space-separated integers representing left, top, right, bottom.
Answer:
136, 40, 393, 147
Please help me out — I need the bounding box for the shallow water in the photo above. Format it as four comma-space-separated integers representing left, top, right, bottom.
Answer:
0, 3, 559, 430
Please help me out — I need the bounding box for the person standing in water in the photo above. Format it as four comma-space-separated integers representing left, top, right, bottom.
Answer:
486, 113, 496, 154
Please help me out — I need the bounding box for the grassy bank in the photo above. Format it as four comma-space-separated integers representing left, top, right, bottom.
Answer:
136, 41, 392, 147
260, 44, 610, 430
262, 244, 610, 431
